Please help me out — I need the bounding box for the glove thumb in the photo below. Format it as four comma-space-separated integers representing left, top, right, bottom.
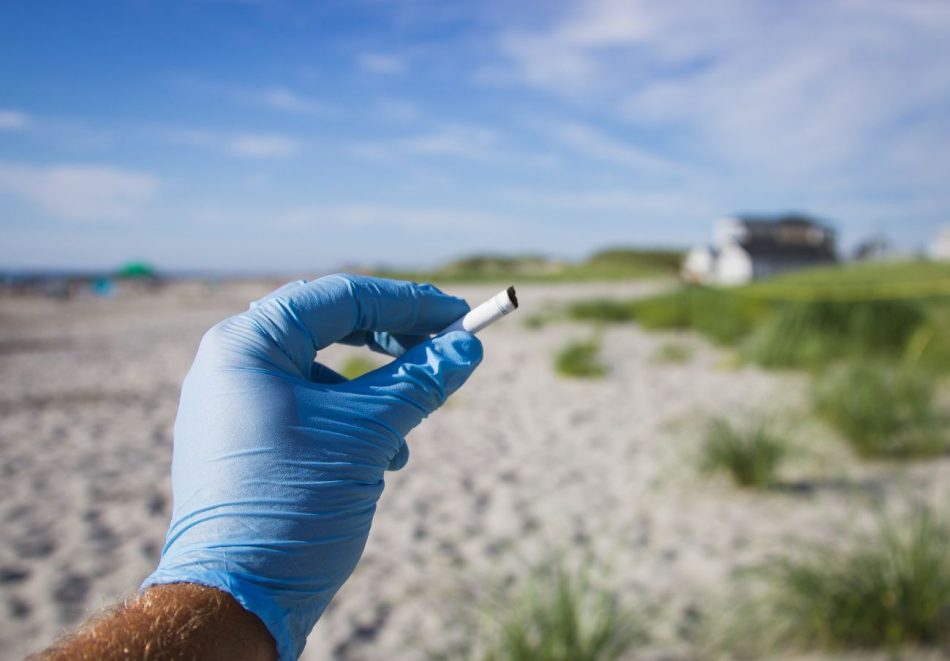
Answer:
353, 331, 483, 468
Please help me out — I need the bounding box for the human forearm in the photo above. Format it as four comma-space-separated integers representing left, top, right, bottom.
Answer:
33, 583, 277, 661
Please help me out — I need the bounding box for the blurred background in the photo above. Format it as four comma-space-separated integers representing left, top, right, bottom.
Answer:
2, 1, 950, 659
3, 0, 950, 273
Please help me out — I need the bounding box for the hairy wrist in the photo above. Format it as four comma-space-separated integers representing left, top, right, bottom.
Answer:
33, 583, 277, 661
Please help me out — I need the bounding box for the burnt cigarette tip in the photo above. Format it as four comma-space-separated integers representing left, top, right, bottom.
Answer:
506, 286, 519, 309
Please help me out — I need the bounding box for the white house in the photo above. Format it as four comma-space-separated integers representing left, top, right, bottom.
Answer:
932, 226, 950, 261
683, 214, 837, 285
682, 246, 718, 284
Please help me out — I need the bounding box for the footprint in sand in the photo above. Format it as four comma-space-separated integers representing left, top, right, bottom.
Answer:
12, 526, 56, 559
0, 565, 31, 585
7, 595, 32, 620
52, 572, 90, 624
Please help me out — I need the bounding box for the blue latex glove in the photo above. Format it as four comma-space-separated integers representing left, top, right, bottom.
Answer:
142, 274, 483, 660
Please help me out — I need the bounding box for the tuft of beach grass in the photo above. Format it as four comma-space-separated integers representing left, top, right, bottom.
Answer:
554, 338, 607, 379
699, 417, 789, 488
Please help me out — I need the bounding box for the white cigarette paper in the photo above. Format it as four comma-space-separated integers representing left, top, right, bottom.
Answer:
439, 286, 518, 335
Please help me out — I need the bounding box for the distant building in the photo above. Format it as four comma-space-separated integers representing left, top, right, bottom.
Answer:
852, 234, 893, 262
932, 226, 950, 261
683, 214, 837, 285
682, 246, 718, 284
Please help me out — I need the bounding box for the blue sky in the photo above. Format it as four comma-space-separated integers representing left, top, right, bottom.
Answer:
1, 0, 949, 272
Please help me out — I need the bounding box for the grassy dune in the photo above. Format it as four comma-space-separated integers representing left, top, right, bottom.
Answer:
376, 248, 684, 284
568, 260, 950, 373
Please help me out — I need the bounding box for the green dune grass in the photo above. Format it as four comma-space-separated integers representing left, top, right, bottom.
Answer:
554, 338, 607, 378
468, 563, 646, 661
711, 510, 950, 657
699, 418, 790, 488
567, 260, 950, 372
377, 248, 684, 284
762, 511, 950, 652
812, 362, 949, 458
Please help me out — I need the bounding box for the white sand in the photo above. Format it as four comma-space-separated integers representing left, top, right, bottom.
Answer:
1, 280, 948, 660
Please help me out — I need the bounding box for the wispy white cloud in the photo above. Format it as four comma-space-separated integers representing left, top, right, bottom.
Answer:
0, 109, 31, 131
540, 120, 682, 174
486, 0, 672, 94
226, 133, 299, 158
277, 204, 506, 233
172, 76, 331, 115
374, 98, 421, 123
0, 162, 158, 222
618, 8, 950, 177
491, 0, 950, 184
348, 124, 501, 163
501, 186, 715, 218
250, 86, 330, 114
164, 128, 300, 159
358, 53, 408, 75
402, 125, 500, 159
347, 122, 567, 174
162, 128, 217, 149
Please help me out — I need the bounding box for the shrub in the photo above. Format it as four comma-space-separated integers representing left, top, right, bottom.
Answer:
759, 511, 950, 652
555, 339, 607, 378
630, 288, 766, 344
478, 563, 645, 661
700, 418, 789, 488
626, 291, 692, 329
812, 362, 947, 458
567, 299, 637, 323
564, 287, 766, 345
745, 299, 927, 369
683, 289, 767, 345
339, 356, 378, 380
523, 314, 548, 330
438, 253, 552, 279
584, 247, 684, 273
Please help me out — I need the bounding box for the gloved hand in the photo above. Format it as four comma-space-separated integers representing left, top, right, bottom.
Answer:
142, 274, 483, 660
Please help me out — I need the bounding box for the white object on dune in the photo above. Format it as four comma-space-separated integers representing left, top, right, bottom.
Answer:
439, 286, 518, 335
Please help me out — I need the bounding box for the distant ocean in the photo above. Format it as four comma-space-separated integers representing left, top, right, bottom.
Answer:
0, 268, 319, 281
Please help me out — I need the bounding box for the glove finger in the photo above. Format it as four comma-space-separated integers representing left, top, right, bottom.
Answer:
248, 279, 307, 309
353, 331, 483, 437
310, 361, 349, 384
338, 331, 426, 357
245, 274, 469, 377
387, 441, 410, 471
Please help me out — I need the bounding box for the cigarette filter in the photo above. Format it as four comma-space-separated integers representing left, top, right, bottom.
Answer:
439, 286, 518, 335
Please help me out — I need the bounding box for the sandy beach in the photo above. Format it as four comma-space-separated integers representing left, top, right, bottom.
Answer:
2, 280, 949, 660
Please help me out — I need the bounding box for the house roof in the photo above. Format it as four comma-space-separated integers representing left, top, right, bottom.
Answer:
739, 236, 836, 261
720, 213, 837, 263
733, 213, 832, 231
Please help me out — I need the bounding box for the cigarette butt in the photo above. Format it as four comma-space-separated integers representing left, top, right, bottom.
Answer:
439, 286, 518, 335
